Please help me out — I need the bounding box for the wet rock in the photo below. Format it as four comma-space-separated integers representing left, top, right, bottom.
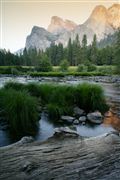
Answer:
61, 116, 75, 123
87, 111, 103, 124
18, 136, 34, 145
73, 119, 79, 125
54, 127, 79, 137
79, 116, 87, 122
73, 107, 85, 117
1, 131, 120, 180
82, 121, 86, 125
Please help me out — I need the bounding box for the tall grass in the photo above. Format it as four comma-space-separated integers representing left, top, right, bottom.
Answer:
4, 81, 25, 91
75, 83, 108, 113
0, 88, 39, 136
3, 81, 109, 124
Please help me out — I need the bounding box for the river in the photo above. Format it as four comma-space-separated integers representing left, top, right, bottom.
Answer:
0, 75, 120, 147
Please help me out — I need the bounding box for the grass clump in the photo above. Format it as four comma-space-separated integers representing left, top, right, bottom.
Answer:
0, 88, 39, 136
4, 81, 25, 91
3, 81, 108, 124
75, 83, 109, 113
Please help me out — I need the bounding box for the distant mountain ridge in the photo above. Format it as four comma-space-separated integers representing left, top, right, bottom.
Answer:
25, 3, 120, 51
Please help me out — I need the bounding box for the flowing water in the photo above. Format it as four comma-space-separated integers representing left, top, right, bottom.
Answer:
0, 76, 120, 147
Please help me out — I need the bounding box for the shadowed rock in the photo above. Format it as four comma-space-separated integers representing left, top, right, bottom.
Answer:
0, 130, 120, 180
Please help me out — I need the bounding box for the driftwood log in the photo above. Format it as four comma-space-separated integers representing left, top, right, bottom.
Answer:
0, 130, 120, 180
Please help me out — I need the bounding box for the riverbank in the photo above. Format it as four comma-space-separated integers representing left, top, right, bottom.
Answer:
0, 74, 120, 85
0, 130, 120, 180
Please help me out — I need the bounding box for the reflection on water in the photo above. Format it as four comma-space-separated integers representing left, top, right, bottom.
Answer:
104, 111, 120, 131
35, 113, 115, 140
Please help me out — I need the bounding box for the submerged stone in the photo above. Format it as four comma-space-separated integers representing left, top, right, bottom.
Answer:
79, 116, 87, 122
61, 116, 75, 123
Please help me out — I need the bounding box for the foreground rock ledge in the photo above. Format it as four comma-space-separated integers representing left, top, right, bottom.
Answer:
0, 132, 120, 180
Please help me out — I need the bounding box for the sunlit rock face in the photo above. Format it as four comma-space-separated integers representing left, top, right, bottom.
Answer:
108, 4, 120, 29
25, 4, 120, 51
83, 4, 119, 41
47, 16, 77, 35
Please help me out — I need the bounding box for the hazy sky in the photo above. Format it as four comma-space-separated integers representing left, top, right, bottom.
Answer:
0, 0, 119, 52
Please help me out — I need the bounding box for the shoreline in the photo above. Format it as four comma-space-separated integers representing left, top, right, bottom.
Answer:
0, 74, 120, 84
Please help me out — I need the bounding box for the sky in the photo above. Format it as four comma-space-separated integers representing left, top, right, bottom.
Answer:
0, 0, 119, 52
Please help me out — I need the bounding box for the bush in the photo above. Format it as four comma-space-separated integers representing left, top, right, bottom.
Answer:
77, 64, 87, 72
36, 55, 53, 72
0, 89, 39, 136
59, 59, 69, 72
29, 71, 65, 77
98, 66, 113, 75
87, 64, 97, 72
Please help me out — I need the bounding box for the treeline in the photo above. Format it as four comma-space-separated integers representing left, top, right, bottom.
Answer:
0, 30, 120, 67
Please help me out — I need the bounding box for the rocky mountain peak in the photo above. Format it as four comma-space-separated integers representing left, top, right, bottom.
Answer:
26, 26, 57, 51
25, 3, 120, 51
90, 5, 108, 24
47, 16, 77, 33
108, 4, 120, 29
50, 16, 64, 25
31, 26, 47, 35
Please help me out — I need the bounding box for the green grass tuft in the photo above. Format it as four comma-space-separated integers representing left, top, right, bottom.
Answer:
0, 88, 39, 136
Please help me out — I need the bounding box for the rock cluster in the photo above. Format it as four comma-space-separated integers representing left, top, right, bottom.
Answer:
60, 107, 103, 125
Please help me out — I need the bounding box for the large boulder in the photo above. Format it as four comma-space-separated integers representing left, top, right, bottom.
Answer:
61, 116, 75, 123
87, 111, 103, 124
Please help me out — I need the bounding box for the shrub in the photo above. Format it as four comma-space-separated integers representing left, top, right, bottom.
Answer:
77, 64, 87, 72
11, 67, 20, 75
36, 55, 53, 72
29, 71, 65, 77
98, 66, 113, 75
59, 59, 69, 72
0, 89, 39, 136
87, 64, 97, 72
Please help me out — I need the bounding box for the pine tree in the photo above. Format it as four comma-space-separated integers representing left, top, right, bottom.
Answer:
81, 34, 88, 64
67, 38, 73, 65
72, 34, 81, 66
49, 43, 57, 65
90, 34, 98, 64
56, 43, 64, 65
